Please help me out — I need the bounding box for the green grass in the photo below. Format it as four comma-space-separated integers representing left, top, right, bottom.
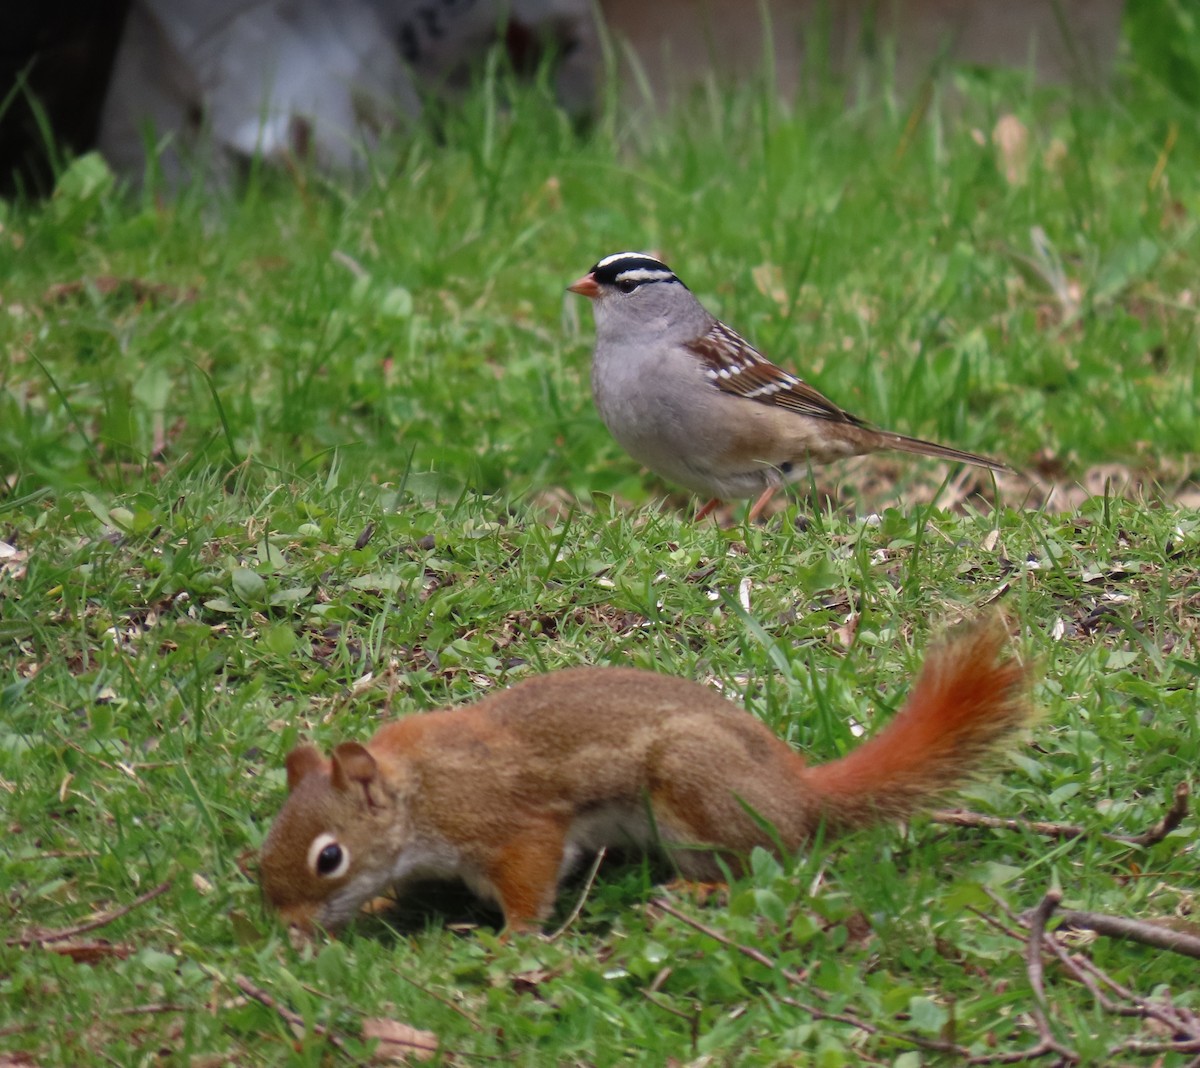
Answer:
2, 42, 1199, 1068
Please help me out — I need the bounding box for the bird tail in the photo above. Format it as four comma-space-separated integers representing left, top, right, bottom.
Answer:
880, 431, 1008, 473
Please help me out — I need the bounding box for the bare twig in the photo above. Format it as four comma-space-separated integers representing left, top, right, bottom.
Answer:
548, 846, 607, 942
241, 973, 511, 1063
1024, 892, 1058, 1023
981, 884, 1029, 929
1023, 891, 1078, 1063
932, 781, 1190, 847
6, 880, 172, 947
639, 989, 697, 1023
1055, 909, 1200, 959
0, 1000, 189, 1039
1068, 952, 1195, 1034
651, 899, 813, 988
967, 902, 1029, 942
234, 974, 350, 1055
1112, 1038, 1200, 1055
110, 1002, 191, 1018
390, 972, 485, 1031
961, 892, 1085, 1065
651, 898, 971, 1058
967, 1048, 1074, 1066
1053, 943, 1199, 1052
931, 809, 1091, 840
977, 886, 1200, 1063
639, 989, 702, 1054
778, 994, 966, 1054
1126, 781, 1191, 846
1040, 937, 1139, 1018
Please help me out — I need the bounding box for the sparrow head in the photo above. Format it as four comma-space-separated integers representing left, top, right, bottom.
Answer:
568, 252, 703, 342
567, 252, 687, 299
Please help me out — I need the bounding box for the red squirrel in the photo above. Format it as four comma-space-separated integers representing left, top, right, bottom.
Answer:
260, 619, 1031, 933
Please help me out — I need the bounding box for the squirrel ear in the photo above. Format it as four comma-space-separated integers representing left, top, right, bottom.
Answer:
284, 745, 327, 792
330, 742, 379, 795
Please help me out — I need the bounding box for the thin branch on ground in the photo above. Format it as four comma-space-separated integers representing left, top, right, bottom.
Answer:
963, 892, 1084, 1065
655, 882, 1200, 1065
931, 780, 1190, 846
234, 974, 351, 1056
390, 971, 486, 1031
548, 846, 607, 942
932, 809, 1093, 840
651, 899, 815, 990
1021, 891, 1079, 1064
981, 885, 1028, 927
110, 1003, 191, 1018
1042, 936, 1192, 1033
1055, 908, 1200, 959
775, 995, 966, 1056
1128, 781, 1192, 846
639, 989, 697, 1023
5, 879, 172, 947
968, 901, 1031, 942
639, 988, 703, 1055
650, 898, 969, 1058
979, 886, 1200, 1062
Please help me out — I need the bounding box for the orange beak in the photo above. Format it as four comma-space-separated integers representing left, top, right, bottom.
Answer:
567, 273, 600, 298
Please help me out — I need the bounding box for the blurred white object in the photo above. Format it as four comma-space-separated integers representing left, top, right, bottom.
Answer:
98, 0, 597, 185
365, 0, 598, 117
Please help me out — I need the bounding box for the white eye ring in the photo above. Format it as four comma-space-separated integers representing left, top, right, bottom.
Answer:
307, 832, 350, 879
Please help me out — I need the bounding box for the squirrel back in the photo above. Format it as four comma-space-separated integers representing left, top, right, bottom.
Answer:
260, 618, 1031, 933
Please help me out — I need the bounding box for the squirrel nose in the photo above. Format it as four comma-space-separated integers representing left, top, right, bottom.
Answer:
277, 902, 320, 944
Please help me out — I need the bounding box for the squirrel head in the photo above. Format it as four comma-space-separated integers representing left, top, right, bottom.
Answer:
260, 741, 406, 933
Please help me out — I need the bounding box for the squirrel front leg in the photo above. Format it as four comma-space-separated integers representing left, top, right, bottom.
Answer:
482, 816, 572, 931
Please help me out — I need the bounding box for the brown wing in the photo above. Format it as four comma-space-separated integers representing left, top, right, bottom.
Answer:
687, 321, 870, 428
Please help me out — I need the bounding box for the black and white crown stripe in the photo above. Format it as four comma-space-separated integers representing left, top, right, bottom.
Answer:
594, 251, 655, 269
590, 252, 685, 289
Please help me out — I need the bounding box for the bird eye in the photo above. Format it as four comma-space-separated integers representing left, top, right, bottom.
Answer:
307, 832, 350, 879
616, 278, 639, 294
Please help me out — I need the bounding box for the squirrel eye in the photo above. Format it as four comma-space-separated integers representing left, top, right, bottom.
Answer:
307, 832, 350, 879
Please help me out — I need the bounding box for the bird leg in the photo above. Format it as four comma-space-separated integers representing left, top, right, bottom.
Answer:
746, 486, 777, 523
694, 498, 723, 521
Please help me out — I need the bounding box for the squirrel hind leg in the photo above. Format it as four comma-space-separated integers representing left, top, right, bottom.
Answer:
649, 768, 801, 881
649, 718, 816, 851
663, 841, 741, 882
484, 818, 571, 932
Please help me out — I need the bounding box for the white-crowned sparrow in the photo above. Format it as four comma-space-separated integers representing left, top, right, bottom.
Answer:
568, 252, 1007, 520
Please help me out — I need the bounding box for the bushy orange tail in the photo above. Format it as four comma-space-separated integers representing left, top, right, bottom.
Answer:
802, 619, 1032, 832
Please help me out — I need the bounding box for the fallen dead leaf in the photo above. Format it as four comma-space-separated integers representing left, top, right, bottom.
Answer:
510, 968, 555, 996
752, 263, 789, 309
993, 113, 1029, 185
661, 880, 729, 908
41, 276, 198, 307
361, 1017, 440, 1063
0, 540, 27, 581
